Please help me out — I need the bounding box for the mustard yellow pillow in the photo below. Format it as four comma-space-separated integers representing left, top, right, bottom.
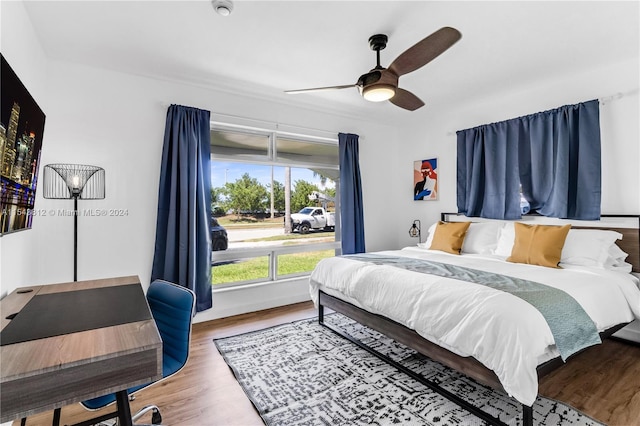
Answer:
507, 223, 571, 268
429, 221, 471, 255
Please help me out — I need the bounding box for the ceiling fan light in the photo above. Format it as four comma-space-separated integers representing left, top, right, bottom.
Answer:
363, 84, 396, 102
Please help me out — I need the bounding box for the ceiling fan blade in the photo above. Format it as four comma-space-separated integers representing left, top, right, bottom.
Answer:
389, 27, 462, 77
390, 88, 425, 111
285, 84, 356, 94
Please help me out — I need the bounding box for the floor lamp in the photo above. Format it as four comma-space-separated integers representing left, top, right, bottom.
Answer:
43, 164, 105, 282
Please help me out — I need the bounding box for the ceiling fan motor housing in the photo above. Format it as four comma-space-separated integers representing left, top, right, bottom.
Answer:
358, 69, 399, 101
368, 34, 388, 51
357, 69, 398, 91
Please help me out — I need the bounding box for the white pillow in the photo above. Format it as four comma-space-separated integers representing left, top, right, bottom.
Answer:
461, 222, 504, 254
607, 244, 628, 262
560, 229, 623, 267
602, 244, 632, 272
423, 222, 437, 247
493, 222, 515, 257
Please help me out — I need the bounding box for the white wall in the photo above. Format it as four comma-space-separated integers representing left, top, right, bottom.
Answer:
0, 0, 49, 297
1, 48, 399, 321
392, 57, 640, 249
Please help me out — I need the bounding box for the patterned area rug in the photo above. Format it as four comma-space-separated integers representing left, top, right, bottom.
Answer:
214, 314, 604, 426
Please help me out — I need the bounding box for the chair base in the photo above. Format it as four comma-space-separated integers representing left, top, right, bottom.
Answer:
132, 405, 162, 424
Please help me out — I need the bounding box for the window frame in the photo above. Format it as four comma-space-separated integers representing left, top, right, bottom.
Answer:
211, 241, 340, 289
210, 122, 341, 289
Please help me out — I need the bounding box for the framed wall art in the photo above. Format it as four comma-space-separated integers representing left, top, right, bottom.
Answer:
413, 158, 438, 201
1, 53, 46, 234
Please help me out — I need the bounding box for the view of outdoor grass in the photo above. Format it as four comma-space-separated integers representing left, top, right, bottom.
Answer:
213, 256, 269, 284
211, 213, 337, 285
212, 249, 334, 285
277, 249, 335, 276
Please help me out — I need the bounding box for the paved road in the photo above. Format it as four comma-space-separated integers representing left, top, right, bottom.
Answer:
227, 227, 284, 242
226, 226, 332, 249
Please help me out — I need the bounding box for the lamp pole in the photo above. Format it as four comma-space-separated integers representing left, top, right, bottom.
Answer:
72, 188, 80, 282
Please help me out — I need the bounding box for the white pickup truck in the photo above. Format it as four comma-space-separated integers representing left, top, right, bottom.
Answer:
290, 207, 336, 234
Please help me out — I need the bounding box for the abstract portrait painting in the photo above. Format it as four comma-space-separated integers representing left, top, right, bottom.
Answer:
413, 158, 438, 201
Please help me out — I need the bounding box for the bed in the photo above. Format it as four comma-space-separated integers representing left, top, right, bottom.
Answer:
309, 213, 640, 426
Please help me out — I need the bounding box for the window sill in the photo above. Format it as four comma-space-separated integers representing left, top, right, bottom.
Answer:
212, 274, 310, 293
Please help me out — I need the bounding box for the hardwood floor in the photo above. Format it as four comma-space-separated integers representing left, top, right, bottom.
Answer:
18, 301, 640, 426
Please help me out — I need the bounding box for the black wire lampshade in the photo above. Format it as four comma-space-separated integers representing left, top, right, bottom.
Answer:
42, 164, 105, 282
42, 164, 105, 200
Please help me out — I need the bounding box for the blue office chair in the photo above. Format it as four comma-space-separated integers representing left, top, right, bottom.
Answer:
73, 279, 196, 426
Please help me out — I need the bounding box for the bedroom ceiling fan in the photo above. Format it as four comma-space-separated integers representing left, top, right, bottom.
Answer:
285, 27, 462, 111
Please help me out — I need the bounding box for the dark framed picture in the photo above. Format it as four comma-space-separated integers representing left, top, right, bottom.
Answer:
413, 158, 438, 201
1, 54, 46, 234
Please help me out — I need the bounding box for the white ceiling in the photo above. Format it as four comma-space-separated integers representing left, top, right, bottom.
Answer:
21, 1, 640, 121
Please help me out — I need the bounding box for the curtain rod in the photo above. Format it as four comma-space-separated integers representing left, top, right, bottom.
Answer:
160, 102, 339, 140
598, 92, 624, 106
446, 91, 630, 136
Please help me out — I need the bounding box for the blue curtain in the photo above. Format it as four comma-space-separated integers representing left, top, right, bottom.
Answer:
152, 105, 213, 312
519, 100, 601, 219
456, 122, 522, 219
338, 133, 365, 254
457, 99, 601, 220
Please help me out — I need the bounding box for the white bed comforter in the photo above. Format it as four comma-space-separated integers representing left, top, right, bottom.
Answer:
309, 247, 640, 406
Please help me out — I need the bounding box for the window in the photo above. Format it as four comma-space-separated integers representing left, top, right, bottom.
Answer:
210, 123, 341, 289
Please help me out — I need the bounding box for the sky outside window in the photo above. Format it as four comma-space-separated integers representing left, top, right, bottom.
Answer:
211, 162, 335, 190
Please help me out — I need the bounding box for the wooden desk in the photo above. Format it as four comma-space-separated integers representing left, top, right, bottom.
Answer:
0, 276, 162, 425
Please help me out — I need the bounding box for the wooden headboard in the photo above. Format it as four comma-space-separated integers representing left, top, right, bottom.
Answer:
441, 213, 640, 273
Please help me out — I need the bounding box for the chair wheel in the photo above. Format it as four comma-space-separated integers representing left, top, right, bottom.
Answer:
151, 408, 162, 424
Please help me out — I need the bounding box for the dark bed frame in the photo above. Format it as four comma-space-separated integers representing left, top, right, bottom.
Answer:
317, 214, 640, 426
